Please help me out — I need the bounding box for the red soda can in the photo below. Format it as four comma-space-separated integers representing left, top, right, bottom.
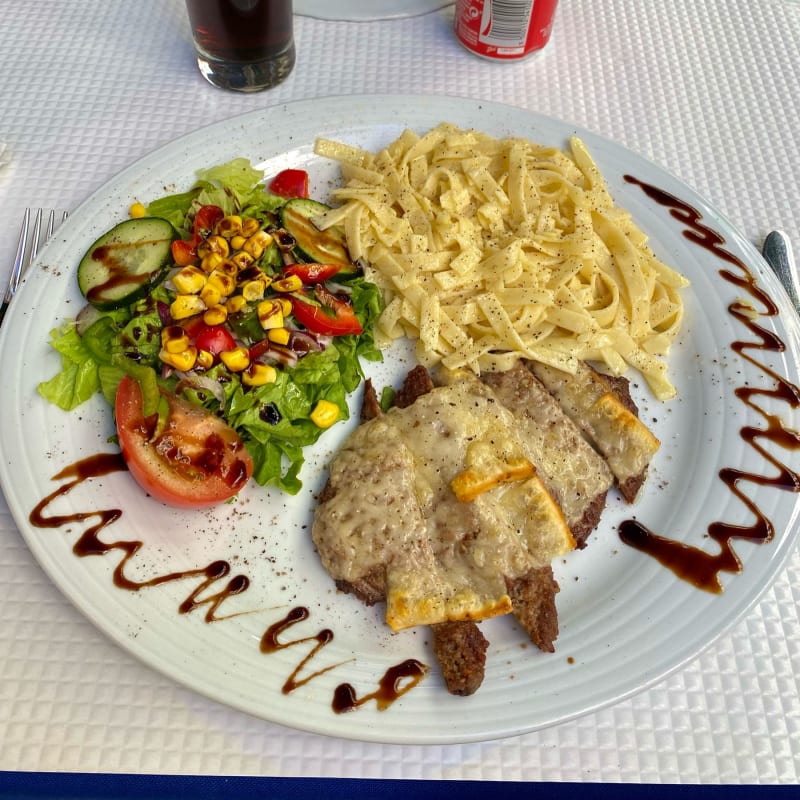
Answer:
454, 0, 559, 61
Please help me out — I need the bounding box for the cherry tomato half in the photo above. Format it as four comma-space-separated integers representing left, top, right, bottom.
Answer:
170, 204, 225, 266
268, 168, 309, 199
115, 375, 253, 509
193, 204, 224, 237
171, 238, 197, 267
194, 324, 237, 356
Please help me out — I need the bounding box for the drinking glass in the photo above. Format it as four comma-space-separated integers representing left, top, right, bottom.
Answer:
185, 0, 295, 92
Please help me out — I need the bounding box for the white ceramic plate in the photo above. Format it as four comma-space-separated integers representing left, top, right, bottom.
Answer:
295, 0, 452, 21
1, 95, 798, 744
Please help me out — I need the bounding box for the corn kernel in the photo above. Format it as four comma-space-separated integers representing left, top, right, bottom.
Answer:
200, 283, 222, 308
241, 279, 267, 302
229, 250, 255, 270
218, 258, 240, 277
197, 235, 230, 259
267, 327, 291, 345
206, 269, 237, 296
271, 274, 303, 292
242, 363, 277, 387
129, 202, 146, 218
277, 297, 293, 316
310, 399, 340, 429
201, 252, 226, 273
230, 234, 246, 252
203, 304, 228, 326
216, 215, 242, 238
170, 294, 207, 320
195, 349, 215, 370
226, 295, 248, 314
160, 325, 190, 353
219, 346, 250, 372
257, 299, 284, 330
241, 217, 261, 237
159, 346, 198, 372
172, 266, 207, 294
242, 230, 272, 260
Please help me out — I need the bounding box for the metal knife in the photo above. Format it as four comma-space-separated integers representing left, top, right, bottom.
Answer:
762, 230, 800, 315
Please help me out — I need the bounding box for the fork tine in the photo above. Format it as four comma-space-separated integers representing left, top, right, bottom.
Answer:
4, 208, 31, 305
29, 208, 44, 264
44, 209, 56, 242
1, 208, 68, 328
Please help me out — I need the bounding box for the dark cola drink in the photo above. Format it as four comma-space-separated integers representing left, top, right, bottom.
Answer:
185, 0, 295, 92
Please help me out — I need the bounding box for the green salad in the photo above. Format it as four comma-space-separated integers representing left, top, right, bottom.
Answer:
38, 159, 383, 495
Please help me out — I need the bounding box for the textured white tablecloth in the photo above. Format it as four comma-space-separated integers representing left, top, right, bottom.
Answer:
1, 0, 799, 784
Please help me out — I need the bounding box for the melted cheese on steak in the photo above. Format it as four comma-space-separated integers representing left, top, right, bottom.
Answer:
312, 377, 574, 631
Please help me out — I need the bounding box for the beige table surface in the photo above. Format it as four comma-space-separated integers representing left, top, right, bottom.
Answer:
1, 0, 798, 785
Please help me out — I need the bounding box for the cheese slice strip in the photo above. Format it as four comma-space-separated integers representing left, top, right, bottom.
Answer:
527, 360, 660, 501
478, 362, 613, 545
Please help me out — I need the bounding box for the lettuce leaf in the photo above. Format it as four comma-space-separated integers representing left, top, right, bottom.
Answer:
196, 158, 264, 198
148, 159, 275, 230
145, 188, 201, 231
37, 324, 101, 411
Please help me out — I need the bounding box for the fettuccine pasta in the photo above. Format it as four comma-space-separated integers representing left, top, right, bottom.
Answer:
313, 124, 689, 400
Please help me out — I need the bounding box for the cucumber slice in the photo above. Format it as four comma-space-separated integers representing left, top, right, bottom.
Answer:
279, 198, 357, 275
78, 217, 177, 309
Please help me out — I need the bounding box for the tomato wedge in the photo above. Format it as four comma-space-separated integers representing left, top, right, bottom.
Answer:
115, 375, 253, 509
290, 285, 362, 336
268, 168, 309, 199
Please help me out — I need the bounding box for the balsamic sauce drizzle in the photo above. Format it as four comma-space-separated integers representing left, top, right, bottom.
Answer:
260, 606, 346, 694
620, 176, 800, 592
29, 454, 425, 713
333, 659, 429, 714
30, 454, 251, 619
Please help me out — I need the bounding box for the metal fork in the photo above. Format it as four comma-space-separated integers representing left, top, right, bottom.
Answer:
762, 230, 800, 317
0, 208, 68, 328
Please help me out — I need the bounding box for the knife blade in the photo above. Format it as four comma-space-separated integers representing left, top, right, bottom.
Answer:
762, 230, 800, 315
